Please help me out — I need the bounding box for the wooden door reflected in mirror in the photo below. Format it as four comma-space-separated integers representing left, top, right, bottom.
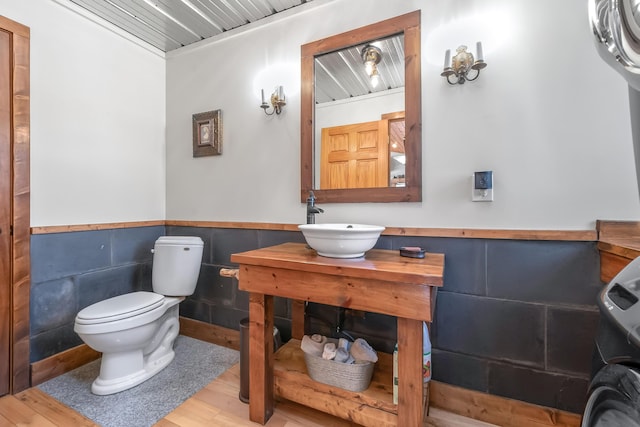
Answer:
320, 119, 389, 190
300, 11, 421, 203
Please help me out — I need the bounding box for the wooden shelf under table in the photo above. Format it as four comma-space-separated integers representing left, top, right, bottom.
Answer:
274, 339, 403, 426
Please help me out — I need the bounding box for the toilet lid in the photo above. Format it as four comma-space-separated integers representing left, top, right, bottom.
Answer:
76, 291, 165, 325
155, 236, 203, 246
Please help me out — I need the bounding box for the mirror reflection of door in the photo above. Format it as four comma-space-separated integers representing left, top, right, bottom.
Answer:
320, 120, 389, 189
314, 33, 405, 190
319, 111, 405, 189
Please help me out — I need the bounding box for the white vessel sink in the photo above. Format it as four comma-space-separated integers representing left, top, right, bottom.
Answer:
298, 223, 385, 258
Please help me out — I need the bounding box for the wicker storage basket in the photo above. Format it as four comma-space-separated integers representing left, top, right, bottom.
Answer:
303, 341, 375, 392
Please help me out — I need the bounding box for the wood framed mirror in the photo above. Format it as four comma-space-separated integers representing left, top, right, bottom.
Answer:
300, 11, 421, 203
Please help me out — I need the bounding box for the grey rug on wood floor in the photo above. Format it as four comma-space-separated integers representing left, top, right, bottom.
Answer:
38, 335, 240, 427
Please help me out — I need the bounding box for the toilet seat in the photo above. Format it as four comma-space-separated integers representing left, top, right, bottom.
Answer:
75, 291, 165, 325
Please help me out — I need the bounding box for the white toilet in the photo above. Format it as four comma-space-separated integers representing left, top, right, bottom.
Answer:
74, 236, 204, 395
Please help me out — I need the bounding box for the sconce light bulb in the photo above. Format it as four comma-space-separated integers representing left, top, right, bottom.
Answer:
443, 49, 451, 69
476, 41, 484, 62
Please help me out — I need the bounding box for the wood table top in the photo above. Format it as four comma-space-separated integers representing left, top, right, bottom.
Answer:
231, 242, 445, 286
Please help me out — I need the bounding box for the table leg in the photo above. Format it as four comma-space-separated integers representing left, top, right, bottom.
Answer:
249, 292, 274, 424
397, 317, 423, 426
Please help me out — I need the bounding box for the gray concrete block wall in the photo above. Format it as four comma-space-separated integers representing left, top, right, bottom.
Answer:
29, 225, 601, 414
166, 226, 306, 341
427, 238, 601, 413
30, 226, 164, 362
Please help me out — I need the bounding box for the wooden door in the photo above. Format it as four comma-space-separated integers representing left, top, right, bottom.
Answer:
320, 120, 389, 189
0, 29, 11, 397
0, 15, 30, 395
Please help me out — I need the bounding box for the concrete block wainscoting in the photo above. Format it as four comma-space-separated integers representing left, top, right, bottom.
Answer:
30, 226, 165, 361
30, 223, 602, 416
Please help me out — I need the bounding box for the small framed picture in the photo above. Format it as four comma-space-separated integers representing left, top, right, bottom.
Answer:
192, 110, 222, 157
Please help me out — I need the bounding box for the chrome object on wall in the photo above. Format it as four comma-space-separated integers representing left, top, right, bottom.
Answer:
590, 0, 640, 91
590, 0, 640, 198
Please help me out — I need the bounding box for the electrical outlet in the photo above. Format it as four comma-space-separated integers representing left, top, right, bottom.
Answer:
472, 171, 494, 202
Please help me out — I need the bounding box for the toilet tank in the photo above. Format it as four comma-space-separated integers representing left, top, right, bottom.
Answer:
152, 236, 204, 296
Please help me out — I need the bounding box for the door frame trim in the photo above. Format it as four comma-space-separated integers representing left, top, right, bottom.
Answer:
0, 15, 31, 394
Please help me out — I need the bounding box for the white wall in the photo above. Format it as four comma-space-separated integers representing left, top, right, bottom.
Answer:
166, 0, 640, 230
4, 0, 637, 229
1, 0, 167, 227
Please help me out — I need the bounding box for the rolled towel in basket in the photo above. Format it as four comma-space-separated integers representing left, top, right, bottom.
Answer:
350, 338, 378, 363
338, 337, 351, 351
322, 342, 337, 360
334, 347, 354, 364
300, 334, 326, 357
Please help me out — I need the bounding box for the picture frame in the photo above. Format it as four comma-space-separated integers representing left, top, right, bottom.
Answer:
192, 109, 222, 157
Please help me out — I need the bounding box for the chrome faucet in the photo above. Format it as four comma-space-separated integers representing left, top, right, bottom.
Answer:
306, 191, 324, 224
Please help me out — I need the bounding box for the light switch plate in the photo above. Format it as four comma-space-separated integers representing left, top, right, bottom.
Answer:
472, 171, 494, 202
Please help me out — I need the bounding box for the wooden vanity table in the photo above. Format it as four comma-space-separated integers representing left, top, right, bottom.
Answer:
231, 243, 444, 426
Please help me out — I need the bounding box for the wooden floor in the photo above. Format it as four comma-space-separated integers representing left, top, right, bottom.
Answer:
0, 363, 495, 427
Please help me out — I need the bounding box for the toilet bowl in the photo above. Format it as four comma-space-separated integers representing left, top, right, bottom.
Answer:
73, 236, 204, 395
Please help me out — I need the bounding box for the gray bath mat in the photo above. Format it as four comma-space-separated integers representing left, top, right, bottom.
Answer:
38, 335, 240, 427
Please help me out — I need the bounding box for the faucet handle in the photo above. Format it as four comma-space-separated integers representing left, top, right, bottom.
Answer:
307, 191, 316, 204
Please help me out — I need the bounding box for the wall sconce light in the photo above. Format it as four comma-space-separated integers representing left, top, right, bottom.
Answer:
441, 42, 487, 85
361, 44, 382, 88
260, 86, 286, 115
